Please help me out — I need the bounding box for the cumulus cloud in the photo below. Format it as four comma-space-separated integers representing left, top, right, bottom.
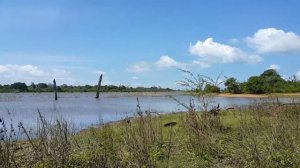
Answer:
246, 28, 300, 53
0, 64, 71, 84
0, 64, 49, 77
267, 64, 280, 71
189, 38, 261, 66
155, 56, 186, 69
126, 62, 151, 73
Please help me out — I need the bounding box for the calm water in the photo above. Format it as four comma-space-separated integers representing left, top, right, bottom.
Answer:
0, 92, 268, 130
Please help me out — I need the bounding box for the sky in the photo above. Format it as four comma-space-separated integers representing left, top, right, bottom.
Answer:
0, 0, 300, 89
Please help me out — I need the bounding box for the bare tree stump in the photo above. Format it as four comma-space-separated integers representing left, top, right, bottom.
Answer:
53, 79, 57, 100
96, 74, 103, 99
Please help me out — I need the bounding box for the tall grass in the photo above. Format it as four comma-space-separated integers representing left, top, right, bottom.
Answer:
0, 118, 18, 167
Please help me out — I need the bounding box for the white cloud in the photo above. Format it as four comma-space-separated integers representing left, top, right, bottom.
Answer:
0, 64, 72, 84
296, 71, 300, 80
127, 56, 187, 73
189, 38, 261, 66
155, 55, 186, 69
126, 62, 151, 73
268, 64, 280, 71
0, 65, 10, 73
246, 28, 300, 53
20, 65, 50, 76
192, 60, 211, 68
0, 64, 49, 77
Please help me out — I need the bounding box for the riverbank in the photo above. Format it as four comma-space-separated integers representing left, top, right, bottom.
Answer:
2, 101, 300, 167
218, 93, 300, 98
122, 91, 300, 98
118, 91, 300, 98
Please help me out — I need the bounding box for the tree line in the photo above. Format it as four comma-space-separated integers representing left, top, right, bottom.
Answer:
0, 83, 173, 93
196, 69, 299, 94
1, 69, 299, 94
223, 69, 300, 94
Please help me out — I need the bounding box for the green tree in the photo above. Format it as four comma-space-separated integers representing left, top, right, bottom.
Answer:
224, 77, 242, 94
37, 83, 48, 89
204, 84, 220, 93
244, 76, 265, 94
10, 82, 28, 92
259, 69, 285, 93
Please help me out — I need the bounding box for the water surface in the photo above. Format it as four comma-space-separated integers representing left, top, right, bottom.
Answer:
0, 92, 269, 130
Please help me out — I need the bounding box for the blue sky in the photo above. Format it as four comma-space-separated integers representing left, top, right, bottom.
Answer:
0, 0, 300, 88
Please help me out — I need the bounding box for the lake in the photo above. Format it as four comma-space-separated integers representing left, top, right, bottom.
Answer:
0, 92, 280, 130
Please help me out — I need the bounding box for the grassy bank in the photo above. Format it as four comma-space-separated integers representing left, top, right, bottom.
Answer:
1, 98, 300, 167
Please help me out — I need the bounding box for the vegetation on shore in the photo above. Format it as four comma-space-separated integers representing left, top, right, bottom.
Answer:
0, 83, 174, 93
1, 69, 299, 94
223, 69, 300, 94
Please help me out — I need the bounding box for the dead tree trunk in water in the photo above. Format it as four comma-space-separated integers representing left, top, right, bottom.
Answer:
96, 74, 103, 99
53, 79, 57, 100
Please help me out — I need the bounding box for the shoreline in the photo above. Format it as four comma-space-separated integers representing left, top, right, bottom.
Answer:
1, 91, 300, 98
217, 93, 300, 98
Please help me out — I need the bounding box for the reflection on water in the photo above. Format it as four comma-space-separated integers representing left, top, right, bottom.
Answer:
0, 92, 290, 130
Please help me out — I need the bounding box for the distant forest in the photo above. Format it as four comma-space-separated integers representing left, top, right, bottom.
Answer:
0, 82, 174, 93
0, 69, 299, 93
